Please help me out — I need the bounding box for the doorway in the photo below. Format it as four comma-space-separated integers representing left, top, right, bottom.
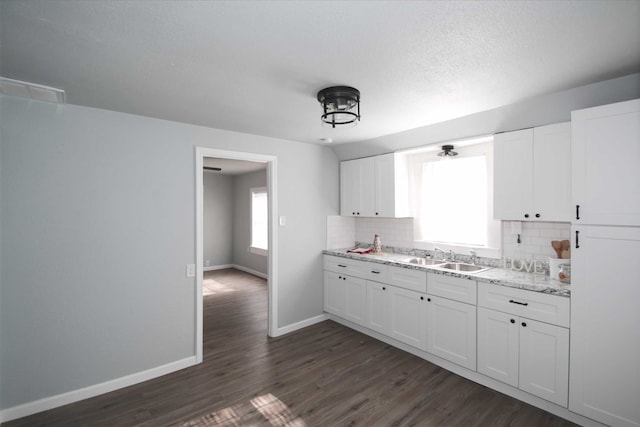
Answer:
195, 147, 278, 363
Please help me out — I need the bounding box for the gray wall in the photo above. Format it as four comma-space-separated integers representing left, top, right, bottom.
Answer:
203, 172, 234, 267
232, 170, 268, 275
333, 73, 640, 160
0, 96, 339, 409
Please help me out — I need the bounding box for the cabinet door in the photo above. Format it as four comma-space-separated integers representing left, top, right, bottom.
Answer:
519, 319, 569, 407
494, 128, 534, 220
572, 99, 640, 226
570, 225, 640, 426
477, 307, 519, 387
340, 157, 375, 217
532, 122, 571, 222
366, 281, 390, 335
345, 276, 366, 326
388, 286, 427, 350
374, 153, 395, 217
426, 295, 476, 370
323, 271, 346, 317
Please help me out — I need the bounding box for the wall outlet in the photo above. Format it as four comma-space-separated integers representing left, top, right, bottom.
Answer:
186, 263, 196, 277
205, 259, 210, 267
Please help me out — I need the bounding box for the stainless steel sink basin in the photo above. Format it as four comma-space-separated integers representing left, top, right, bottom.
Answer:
439, 263, 490, 273
407, 258, 446, 266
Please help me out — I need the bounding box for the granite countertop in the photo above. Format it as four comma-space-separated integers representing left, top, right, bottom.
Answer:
322, 249, 571, 297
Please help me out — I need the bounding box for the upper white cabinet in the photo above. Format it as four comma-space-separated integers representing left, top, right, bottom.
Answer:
572, 99, 640, 226
340, 153, 410, 218
494, 122, 571, 221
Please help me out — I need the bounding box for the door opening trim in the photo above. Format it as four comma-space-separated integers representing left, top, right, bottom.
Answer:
195, 147, 278, 362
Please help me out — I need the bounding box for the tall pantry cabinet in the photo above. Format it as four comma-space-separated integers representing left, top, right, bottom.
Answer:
569, 99, 640, 427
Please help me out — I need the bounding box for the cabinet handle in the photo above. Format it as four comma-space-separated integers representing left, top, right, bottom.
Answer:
375, 212, 379, 216
420, 296, 424, 301
509, 299, 529, 306
352, 212, 356, 215
510, 319, 515, 324
371, 270, 380, 274
535, 213, 540, 218
343, 277, 346, 281
524, 214, 529, 218
521, 322, 527, 327
576, 205, 580, 220
357, 212, 360, 215
575, 230, 580, 249
382, 287, 386, 290
337, 264, 347, 268
427, 297, 431, 302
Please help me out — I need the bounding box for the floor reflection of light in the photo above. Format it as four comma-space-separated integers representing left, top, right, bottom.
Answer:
250, 393, 307, 427
175, 394, 306, 426
203, 279, 237, 296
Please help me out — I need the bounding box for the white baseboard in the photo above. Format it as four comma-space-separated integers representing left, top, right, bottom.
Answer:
0, 356, 198, 423
203, 264, 233, 272
203, 264, 267, 279
271, 313, 329, 337
231, 264, 268, 279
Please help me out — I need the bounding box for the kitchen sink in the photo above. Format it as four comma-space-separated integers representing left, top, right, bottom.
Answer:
407, 258, 446, 266
438, 263, 490, 273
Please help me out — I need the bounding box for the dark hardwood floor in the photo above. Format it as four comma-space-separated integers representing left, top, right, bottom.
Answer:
4, 268, 578, 427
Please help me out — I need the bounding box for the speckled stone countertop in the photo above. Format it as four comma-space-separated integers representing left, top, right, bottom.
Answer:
322, 249, 571, 297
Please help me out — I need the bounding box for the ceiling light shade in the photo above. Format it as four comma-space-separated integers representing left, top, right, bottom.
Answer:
317, 86, 360, 128
437, 145, 458, 157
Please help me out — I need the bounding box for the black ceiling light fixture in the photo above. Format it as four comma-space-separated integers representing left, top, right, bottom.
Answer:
437, 144, 458, 157
317, 86, 360, 128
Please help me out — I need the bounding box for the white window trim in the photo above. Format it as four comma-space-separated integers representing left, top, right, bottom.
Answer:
408, 139, 501, 259
250, 186, 268, 257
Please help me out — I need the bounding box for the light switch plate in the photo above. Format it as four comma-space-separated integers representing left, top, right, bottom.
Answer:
186, 263, 196, 277
279, 216, 286, 226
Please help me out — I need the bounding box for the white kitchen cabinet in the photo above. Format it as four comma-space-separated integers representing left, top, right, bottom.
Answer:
477, 306, 569, 407
426, 294, 476, 370
323, 263, 366, 326
340, 157, 375, 217
366, 281, 390, 335
345, 275, 366, 326
569, 225, 640, 427
388, 286, 427, 351
494, 122, 571, 221
572, 99, 640, 226
340, 153, 410, 218
323, 271, 347, 317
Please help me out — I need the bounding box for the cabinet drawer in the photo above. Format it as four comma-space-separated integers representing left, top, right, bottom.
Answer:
388, 266, 427, 293
427, 273, 477, 305
323, 255, 367, 278
365, 263, 389, 282
478, 282, 570, 327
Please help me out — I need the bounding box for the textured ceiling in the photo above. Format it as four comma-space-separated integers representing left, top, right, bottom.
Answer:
1, 0, 639, 145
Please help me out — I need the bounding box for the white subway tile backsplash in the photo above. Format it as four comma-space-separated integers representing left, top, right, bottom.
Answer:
326, 215, 355, 249
502, 221, 570, 261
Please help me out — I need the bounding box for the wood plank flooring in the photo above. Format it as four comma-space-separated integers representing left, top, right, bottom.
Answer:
4, 268, 579, 426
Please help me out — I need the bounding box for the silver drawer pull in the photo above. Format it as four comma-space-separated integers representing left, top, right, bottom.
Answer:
337, 264, 347, 268
371, 270, 380, 274
509, 299, 529, 306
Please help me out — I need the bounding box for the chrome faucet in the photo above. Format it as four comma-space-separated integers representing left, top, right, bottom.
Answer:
470, 250, 477, 265
449, 250, 455, 261
434, 247, 445, 260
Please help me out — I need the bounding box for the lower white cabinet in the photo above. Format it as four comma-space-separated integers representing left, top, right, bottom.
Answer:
477, 307, 569, 407
426, 294, 476, 370
366, 281, 389, 335
388, 285, 427, 351
323, 270, 366, 326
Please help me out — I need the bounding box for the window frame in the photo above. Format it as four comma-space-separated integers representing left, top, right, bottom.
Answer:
407, 139, 501, 259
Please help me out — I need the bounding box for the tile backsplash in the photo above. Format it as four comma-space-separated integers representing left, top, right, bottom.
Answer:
326, 216, 571, 263
502, 221, 571, 261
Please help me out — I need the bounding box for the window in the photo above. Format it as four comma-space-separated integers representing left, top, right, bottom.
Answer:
408, 138, 500, 257
250, 187, 268, 256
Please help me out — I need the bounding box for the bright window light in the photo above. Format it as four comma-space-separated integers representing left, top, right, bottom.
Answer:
251, 187, 268, 255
